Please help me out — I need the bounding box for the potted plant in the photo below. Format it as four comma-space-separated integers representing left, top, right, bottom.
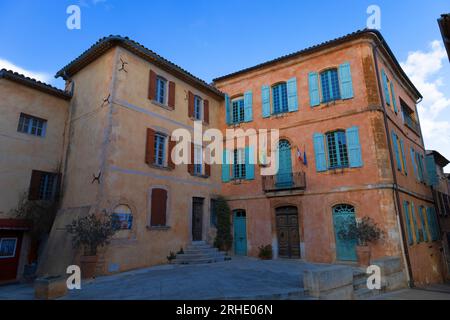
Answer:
339, 217, 384, 266
258, 245, 273, 260
66, 213, 116, 279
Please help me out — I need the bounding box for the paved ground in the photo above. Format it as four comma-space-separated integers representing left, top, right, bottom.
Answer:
0, 257, 327, 300
371, 283, 450, 300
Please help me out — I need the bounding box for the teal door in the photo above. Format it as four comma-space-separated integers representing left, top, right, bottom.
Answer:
234, 210, 247, 255
333, 204, 357, 261
276, 140, 293, 188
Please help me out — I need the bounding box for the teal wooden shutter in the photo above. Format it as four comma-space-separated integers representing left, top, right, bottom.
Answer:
411, 202, 420, 243
410, 148, 418, 181
382, 69, 391, 105
418, 207, 428, 242
346, 126, 363, 168
287, 77, 298, 112
418, 154, 425, 183
244, 90, 253, 122
262, 85, 271, 118
245, 146, 255, 180
339, 62, 354, 99
390, 82, 398, 112
313, 133, 327, 172
391, 132, 402, 171
222, 149, 230, 182
403, 201, 413, 245
225, 94, 231, 125
427, 207, 439, 241
399, 139, 407, 175
425, 154, 438, 186
308, 72, 320, 107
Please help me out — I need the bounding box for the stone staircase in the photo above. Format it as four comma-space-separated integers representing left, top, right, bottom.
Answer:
173, 241, 228, 265
353, 268, 384, 300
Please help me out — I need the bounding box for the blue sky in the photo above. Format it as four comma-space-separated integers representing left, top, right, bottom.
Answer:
1, 0, 449, 169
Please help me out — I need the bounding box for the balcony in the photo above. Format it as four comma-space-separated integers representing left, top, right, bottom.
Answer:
401, 104, 421, 136
262, 172, 306, 193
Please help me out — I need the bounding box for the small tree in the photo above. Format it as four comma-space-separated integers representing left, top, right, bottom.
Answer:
339, 216, 384, 246
213, 197, 233, 252
66, 213, 116, 256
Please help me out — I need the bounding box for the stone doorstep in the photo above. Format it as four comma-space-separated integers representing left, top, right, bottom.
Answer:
303, 266, 354, 294
34, 276, 67, 300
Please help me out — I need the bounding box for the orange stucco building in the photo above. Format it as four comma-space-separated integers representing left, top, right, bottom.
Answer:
0, 29, 447, 287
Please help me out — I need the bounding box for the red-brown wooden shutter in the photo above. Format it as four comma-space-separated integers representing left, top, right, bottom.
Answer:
188, 142, 194, 174
188, 91, 195, 118
205, 163, 211, 177
168, 81, 176, 109
203, 99, 209, 124
148, 70, 156, 100
151, 188, 167, 226
145, 128, 156, 164
168, 139, 176, 170
28, 170, 42, 200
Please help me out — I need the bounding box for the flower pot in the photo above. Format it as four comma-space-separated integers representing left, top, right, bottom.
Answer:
356, 246, 371, 267
80, 255, 98, 279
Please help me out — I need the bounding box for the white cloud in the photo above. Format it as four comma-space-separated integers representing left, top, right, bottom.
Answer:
0, 58, 52, 83
400, 41, 450, 171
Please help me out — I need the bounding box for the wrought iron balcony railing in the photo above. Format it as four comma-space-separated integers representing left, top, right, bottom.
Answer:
262, 172, 306, 193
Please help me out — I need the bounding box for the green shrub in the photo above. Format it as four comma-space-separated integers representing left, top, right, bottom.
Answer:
213, 196, 233, 252
258, 245, 273, 260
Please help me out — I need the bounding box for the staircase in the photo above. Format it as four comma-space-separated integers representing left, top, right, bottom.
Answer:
353, 268, 384, 300
173, 241, 228, 265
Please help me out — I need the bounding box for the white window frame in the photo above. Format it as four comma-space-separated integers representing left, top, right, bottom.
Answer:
194, 95, 203, 121
194, 144, 203, 175
0, 238, 18, 259
156, 76, 168, 105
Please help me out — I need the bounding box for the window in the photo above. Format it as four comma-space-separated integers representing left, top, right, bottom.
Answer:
17, 113, 47, 137
112, 205, 133, 230
233, 149, 246, 179
150, 188, 168, 227
232, 98, 245, 124
326, 131, 349, 169
194, 95, 203, 120
272, 83, 288, 114
320, 69, 341, 103
154, 133, 166, 166
0, 238, 17, 258
39, 173, 57, 201
418, 206, 429, 242
401, 100, 420, 134
156, 76, 167, 104
194, 144, 203, 175
392, 132, 407, 175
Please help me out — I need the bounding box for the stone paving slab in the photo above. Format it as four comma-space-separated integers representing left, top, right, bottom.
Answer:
371, 288, 450, 300
0, 257, 327, 300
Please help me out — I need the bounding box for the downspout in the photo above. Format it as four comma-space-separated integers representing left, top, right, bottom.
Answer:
371, 41, 414, 287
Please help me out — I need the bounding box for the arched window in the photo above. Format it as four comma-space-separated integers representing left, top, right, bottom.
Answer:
272, 82, 288, 114
151, 188, 168, 226
112, 205, 133, 230
326, 130, 349, 169
320, 69, 341, 103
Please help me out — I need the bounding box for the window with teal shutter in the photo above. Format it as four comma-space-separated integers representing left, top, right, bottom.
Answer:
287, 77, 298, 112
313, 133, 327, 172
233, 149, 246, 179
244, 90, 253, 122
382, 69, 391, 106
418, 206, 428, 242
416, 152, 425, 182
410, 202, 420, 243
339, 62, 354, 99
346, 126, 362, 168
225, 94, 231, 125
326, 131, 349, 169
308, 72, 320, 107
410, 148, 418, 181
222, 149, 231, 182
390, 82, 398, 113
261, 85, 271, 118
425, 154, 438, 186
232, 98, 245, 124
391, 131, 402, 171
403, 201, 413, 245
426, 207, 439, 241
272, 83, 288, 114
320, 69, 341, 103
399, 139, 408, 175
245, 146, 255, 180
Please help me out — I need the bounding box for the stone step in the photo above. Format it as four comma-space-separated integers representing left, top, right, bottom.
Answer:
176, 252, 225, 261
184, 248, 219, 254
186, 245, 214, 250
174, 256, 226, 265
354, 288, 382, 300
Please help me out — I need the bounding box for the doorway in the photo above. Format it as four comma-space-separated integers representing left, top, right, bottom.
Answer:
192, 197, 204, 241
233, 210, 247, 255
276, 206, 300, 258
333, 204, 357, 262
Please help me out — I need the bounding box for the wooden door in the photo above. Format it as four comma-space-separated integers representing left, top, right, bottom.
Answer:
192, 198, 204, 241
276, 207, 300, 258
0, 231, 23, 282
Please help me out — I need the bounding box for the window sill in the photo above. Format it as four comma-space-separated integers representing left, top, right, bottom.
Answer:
148, 164, 173, 171
150, 100, 174, 111
190, 173, 209, 179
147, 226, 171, 231
189, 117, 209, 126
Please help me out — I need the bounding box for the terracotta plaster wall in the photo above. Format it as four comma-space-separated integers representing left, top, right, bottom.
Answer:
0, 79, 68, 216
